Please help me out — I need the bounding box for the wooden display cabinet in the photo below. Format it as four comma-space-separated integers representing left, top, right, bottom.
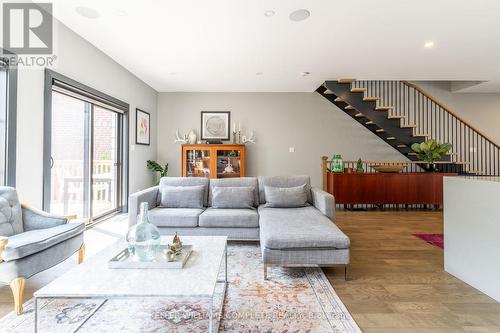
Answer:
181, 144, 246, 179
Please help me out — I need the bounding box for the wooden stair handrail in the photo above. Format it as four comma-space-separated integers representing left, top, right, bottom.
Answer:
323, 159, 465, 165
402, 81, 500, 149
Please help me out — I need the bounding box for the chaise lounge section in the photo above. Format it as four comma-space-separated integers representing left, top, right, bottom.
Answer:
257, 176, 350, 279
128, 175, 350, 279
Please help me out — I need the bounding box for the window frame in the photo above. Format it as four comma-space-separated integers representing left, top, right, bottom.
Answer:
0, 54, 18, 187
43, 69, 129, 221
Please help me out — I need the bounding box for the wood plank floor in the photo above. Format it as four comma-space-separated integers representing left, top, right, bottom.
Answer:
1, 211, 499, 332
324, 211, 500, 333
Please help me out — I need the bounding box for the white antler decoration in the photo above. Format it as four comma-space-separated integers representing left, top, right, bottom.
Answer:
242, 130, 256, 144
174, 129, 188, 144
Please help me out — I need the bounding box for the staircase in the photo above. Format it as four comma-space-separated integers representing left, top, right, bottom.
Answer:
317, 79, 500, 175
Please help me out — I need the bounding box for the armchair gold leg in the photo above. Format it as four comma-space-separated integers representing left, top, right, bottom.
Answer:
10, 277, 26, 315
78, 243, 85, 264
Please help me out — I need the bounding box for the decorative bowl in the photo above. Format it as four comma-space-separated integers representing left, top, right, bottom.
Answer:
370, 165, 406, 173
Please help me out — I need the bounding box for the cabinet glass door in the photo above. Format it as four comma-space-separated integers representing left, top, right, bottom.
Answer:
217, 150, 241, 178
185, 149, 211, 177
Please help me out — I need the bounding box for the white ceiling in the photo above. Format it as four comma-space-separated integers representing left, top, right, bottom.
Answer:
51, 0, 500, 92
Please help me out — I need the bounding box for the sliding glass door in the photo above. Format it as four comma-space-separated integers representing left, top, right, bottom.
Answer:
92, 106, 118, 217
0, 58, 16, 187
48, 88, 124, 223
50, 91, 87, 217
0, 67, 7, 185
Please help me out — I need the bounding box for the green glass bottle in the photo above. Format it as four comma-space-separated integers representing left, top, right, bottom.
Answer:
335, 154, 344, 173
329, 154, 336, 172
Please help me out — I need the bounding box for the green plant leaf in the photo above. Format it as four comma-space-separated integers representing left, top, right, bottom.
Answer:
147, 160, 168, 185
147, 160, 163, 172
411, 140, 452, 163
411, 143, 421, 153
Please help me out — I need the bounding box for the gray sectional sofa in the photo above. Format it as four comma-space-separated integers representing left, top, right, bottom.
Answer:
129, 176, 350, 279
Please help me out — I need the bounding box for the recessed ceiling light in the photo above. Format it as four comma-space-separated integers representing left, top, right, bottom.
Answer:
424, 41, 435, 48
116, 10, 128, 17
300, 71, 311, 77
256, 72, 264, 76
264, 10, 275, 17
75, 6, 100, 19
289, 9, 310, 22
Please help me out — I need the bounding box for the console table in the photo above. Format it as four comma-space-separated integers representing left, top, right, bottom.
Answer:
325, 172, 456, 206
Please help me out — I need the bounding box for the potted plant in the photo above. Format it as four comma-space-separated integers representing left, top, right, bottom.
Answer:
355, 158, 364, 173
147, 160, 169, 185
410, 139, 452, 171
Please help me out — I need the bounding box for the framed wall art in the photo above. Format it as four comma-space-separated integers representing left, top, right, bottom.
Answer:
200, 111, 230, 141
136, 108, 150, 145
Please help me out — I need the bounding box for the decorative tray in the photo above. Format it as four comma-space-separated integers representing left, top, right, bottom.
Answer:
370, 165, 406, 173
108, 245, 192, 269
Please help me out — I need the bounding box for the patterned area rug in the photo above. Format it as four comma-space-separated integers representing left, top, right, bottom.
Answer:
414, 233, 444, 249
0, 243, 361, 332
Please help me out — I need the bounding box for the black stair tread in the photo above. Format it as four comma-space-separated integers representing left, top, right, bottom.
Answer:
351, 88, 367, 93
338, 78, 355, 83
363, 96, 380, 101
375, 106, 394, 111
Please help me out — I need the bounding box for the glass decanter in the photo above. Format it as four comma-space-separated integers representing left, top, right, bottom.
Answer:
126, 202, 161, 261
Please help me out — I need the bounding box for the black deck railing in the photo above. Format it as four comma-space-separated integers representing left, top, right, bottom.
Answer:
351, 80, 500, 176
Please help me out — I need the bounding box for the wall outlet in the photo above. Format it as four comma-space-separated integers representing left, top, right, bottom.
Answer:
289, 147, 295, 153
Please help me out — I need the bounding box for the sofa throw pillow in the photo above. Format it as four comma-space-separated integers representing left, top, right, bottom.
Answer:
160, 185, 205, 208
264, 184, 308, 208
211, 186, 255, 209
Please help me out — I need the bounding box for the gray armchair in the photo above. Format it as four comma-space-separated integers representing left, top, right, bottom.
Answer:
0, 187, 85, 315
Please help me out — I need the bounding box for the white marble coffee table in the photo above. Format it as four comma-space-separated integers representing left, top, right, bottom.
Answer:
34, 236, 228, 332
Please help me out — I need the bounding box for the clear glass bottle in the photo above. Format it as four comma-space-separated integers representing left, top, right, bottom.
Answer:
126, 202, 161, 261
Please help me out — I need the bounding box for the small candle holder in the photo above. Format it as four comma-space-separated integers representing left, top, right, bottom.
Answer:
238, 131, 241, 144
232, 131, 237, 144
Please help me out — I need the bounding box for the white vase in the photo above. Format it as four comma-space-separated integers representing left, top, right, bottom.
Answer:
187, 130, 197, 144
224, 157, 234, 173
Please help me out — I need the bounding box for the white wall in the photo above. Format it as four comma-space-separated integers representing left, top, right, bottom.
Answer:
444, 176, 500, 302
16, 21, 158, 207
414, 81, 500, 145
157, 92, 405, 187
